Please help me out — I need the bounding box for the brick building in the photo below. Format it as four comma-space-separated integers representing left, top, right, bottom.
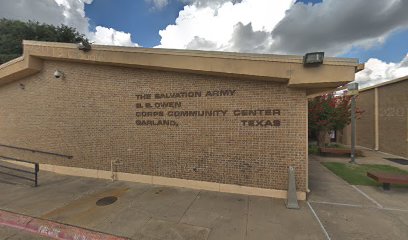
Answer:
340, 75, 408, 159
0, 41, 360, 199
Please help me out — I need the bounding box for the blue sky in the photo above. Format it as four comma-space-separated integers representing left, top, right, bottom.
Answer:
86, 0, 186, 48
1, 0, 408, 87
84, 0, 408, 63
85, 0, 317, 51
341, 29, 408, 63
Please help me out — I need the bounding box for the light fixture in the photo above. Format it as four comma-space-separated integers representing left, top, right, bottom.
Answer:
303, 52, 324, 66
77, 39, 92, 52
54, 70, 64, 79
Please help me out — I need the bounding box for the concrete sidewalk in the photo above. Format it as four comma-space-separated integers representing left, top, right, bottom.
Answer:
309, 155, 408, 240
319, 148, 408, 171
2, 156, 408, 240
0, 162, 325, 240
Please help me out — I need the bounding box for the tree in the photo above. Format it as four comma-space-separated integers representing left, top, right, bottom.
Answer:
0, 18, 87, 64
308, 92, 363, 147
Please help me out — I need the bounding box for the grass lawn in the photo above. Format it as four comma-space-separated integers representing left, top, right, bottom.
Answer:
321, 162, 408, 187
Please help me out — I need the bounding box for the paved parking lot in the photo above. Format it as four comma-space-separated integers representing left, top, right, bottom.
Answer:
1, 156, 407, 240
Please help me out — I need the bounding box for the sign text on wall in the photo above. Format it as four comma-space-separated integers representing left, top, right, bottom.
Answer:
134, 90, 281, 127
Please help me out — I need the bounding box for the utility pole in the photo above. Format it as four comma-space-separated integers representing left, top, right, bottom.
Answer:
347, 83, 359, 164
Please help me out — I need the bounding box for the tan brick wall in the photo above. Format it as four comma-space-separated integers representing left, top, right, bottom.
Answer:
340, 80, 408, 158
0, 60, 308, 191
356, 90, 375, 149
378, 81, 408, 158
337, 125, 350, 146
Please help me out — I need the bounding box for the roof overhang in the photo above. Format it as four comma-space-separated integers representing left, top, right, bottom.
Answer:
0, 41, 362, 95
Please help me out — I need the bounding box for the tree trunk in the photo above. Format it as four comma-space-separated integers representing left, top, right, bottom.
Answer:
317, 131, 327, 148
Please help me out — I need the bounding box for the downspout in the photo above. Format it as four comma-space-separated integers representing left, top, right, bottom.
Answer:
374, 87, 379, 151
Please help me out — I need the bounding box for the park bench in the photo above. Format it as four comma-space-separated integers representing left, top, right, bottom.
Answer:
367, 171, 408, 190
319, 147, 363, 157
319, 147, 351, 156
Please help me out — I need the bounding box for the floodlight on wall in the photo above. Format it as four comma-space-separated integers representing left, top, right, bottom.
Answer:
54, 70, 64, 79
77, 40, 92, 52
303, 52, 324, 66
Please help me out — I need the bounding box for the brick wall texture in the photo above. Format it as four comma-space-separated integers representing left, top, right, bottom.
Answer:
341, 79, 408, 158
356, 90, 375, 149
378, 80, 408, 158
0, 61, 308, 191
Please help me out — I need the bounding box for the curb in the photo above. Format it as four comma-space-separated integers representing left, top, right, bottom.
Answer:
0, 209, 129, 240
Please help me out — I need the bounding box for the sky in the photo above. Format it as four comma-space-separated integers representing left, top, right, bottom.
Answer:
1, 0, 408, 88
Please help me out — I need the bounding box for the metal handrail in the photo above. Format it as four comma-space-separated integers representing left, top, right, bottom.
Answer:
0, 143, 72, 159
0, 156, 39, 187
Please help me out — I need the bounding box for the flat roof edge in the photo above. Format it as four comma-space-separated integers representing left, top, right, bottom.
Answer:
0, 41, 359, 89
0, 56, 25, 70
22, 40, 359, 67
0, 55, 42, 87
360, 75, 408, 92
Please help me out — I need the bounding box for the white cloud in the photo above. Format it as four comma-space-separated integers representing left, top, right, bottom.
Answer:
147, 0, 243, 10
185, 36, 218, 51
145, 0, 170, 10
158, 0, 294, 50
355, 54, 408, 89
157, 0, 408, 87
158, 0, 408, 56
90, 27, 139, 47
0, 0, 65, 27
182, 0, 243, 8
53, 0, 92, 34
270, 0, 408, 56
0, 0, 140, 47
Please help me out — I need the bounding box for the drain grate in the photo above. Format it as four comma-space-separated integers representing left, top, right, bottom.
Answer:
384, 158, 408, 165
96, 196, 118, 206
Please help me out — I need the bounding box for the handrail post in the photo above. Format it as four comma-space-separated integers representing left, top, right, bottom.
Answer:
34, 163, 39, 187
0, 156, 40, 187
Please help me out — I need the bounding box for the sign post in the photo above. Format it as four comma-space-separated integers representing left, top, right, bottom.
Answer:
347, 83, 359, 164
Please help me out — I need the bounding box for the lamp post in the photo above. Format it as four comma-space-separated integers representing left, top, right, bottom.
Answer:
347, 82, 359, 164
